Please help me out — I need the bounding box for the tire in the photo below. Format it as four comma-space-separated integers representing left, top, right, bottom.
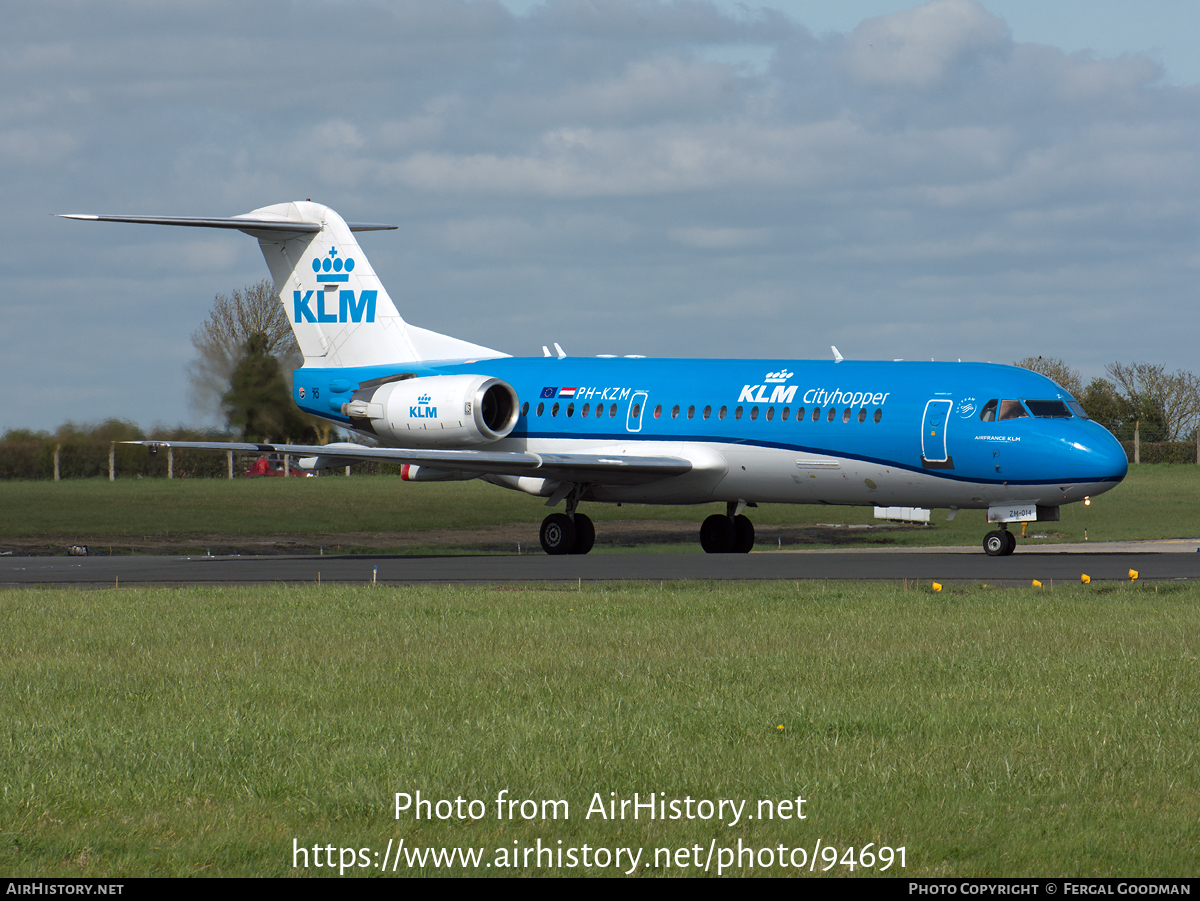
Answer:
572, 513, 595, 555
732, 514, 755, 553
1004, 530, 1017, 555
540, 513, 576, 555
700, 514, 736, 553
983, 530, 1007, 557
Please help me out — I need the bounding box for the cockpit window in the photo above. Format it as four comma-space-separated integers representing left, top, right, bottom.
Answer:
1066, 400, 1089, 420
979, 399, 998, 422
998, 399, 1028, 421
1026, 400, 1072, 419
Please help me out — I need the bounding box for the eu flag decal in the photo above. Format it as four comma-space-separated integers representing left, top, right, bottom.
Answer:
540, 387, 558, 398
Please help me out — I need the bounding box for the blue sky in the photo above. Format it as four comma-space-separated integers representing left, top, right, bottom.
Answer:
4, 0, 1199, 431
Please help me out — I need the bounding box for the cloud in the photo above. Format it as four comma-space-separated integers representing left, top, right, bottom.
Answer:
5, 0, 1200, 429
839, 0, 1009, 88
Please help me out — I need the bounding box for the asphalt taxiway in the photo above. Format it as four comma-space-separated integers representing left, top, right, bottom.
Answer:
2, 542, 1198, 587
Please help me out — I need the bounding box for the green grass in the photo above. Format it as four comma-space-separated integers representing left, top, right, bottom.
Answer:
0, 464, 1197, 548
1, 581, 1196, 876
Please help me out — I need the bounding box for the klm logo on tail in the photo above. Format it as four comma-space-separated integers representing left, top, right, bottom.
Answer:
294, 248, 376, 323
293, 289, 377, 323
312, 246, 354, 282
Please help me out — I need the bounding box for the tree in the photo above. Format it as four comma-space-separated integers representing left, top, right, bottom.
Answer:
222, 333, 318, 443
1012, 356, 1083, 397
189, 280, 299, 418
1104, 362, 1200, 442
1078, 377, 1137, 439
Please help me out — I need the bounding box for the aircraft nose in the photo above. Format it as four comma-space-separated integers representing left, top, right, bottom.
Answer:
1074, 425, 1129, 481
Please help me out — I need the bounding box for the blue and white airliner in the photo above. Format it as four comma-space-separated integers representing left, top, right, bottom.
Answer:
61, 201, 1128, 556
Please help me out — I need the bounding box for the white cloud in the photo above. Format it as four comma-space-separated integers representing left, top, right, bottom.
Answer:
840, 0, 1009, 88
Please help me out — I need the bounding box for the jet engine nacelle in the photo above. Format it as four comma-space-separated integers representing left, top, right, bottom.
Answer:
342, 374, 519, 447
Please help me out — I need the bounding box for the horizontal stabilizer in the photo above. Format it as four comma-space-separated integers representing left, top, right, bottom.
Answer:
58, 214, 396, 234
123, 441, 692, 487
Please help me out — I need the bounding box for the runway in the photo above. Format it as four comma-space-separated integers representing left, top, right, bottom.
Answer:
3, 544, 1199, 586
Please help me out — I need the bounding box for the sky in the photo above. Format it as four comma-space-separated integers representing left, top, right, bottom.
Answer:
5, 0, 1200, 432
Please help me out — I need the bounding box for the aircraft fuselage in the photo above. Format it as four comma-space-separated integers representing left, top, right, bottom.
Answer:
293, 357, 1128, 510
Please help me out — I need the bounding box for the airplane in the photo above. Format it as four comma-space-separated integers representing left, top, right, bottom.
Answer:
60, 201, 1128, 557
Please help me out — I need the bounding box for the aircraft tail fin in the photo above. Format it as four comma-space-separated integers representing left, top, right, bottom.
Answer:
61, 201, 506, 367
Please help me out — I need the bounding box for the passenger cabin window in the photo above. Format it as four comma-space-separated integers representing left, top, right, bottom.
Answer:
536, 402, 545, 417
999, 399, 1028, 420
812, 407, 821, 422
688, 405, 696, 419
1026, 400, 1072, 418
582, 403, 590, 417
521, 402, 529, 417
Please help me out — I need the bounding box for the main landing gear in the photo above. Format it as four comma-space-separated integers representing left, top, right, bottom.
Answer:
539, 485, 595, 555
539, 512, 595, 555
983, 527, 1018, 557
700, 502, 755, 554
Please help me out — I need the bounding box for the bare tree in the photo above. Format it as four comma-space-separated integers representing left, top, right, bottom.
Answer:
188, 280, 299, 418
1012, 356, 1083, 397
1104, 361, 1200, 441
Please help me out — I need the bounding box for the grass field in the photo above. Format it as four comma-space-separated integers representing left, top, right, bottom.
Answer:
1, 464, 1197, 551
2, 581, 1196, 877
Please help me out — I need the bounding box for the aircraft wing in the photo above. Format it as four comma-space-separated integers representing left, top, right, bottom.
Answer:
122, 441, 692, 486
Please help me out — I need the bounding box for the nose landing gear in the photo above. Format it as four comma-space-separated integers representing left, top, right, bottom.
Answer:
983, 528, 1017, 556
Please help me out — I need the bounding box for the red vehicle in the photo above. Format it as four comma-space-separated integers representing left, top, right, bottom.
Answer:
245, 456, 314, 478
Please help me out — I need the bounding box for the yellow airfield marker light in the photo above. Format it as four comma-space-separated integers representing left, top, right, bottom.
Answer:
932, 582, 943, 592
1128, 569, 1139, 581
1032, 580, 1042, 588
1084, 496, 1091, 506
1081, 573, 1091, 584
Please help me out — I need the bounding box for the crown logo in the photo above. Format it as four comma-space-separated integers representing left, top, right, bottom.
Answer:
312, 246, 356, 283
764, 370, 794, 383
418, 394, 431, 405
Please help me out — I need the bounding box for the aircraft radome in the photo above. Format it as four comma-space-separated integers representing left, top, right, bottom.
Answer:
60, 202, 1128, 557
